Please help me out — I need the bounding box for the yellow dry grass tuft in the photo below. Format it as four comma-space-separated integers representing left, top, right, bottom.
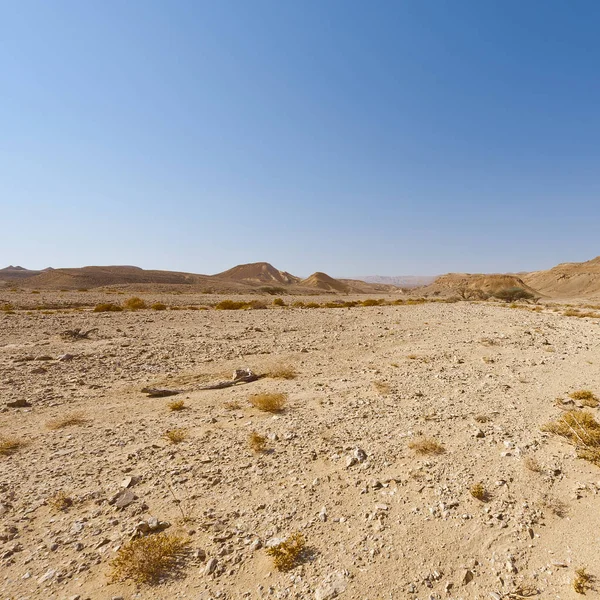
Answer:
408, 436, 446, 455
249, 392, 287, 413
373, 381, 391, 395
542, 410, 600, 467
248, 431, 267, 452
573, 567, 593, 594
48, 491, 74, 511
46, 412, 87, 430
265, 532, 305, 571
151, 302, 167, 311
93, 302, 123, 312
0, 436, 26, 457
268, 365, 297, 380
569, 390, 599, 408
110, 533, 189, 584
224, 400, 242, 410
124, 296, 147, 310
163, 429, 188, 444
168, 400, 185, 411
470, 483, 489, 501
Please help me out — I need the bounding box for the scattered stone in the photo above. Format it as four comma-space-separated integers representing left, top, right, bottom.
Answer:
314, 571, 348, 599
6, 399, 31, 408
462, 569, 474, 585
111, 489, 136, 508
204, 557, 218, 575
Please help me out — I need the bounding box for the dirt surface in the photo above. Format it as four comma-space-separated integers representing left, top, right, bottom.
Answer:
1, 293, 600, 599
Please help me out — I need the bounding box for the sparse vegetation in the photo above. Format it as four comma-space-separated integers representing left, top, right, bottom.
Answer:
470, 483, 489, 501
542, 410, 600, 466
151, 302, 167, 311
248, 431, 267, 452
272, 297, 285, 307
48, 491, 74, 511
249, 392, 287, 413
268, 365, 297, 380
224, 400, 242, 410
538, 494, 568, 517
215, 300, 250, 310
569, 390, 599, 407
408, 436, 446, 455
46, 412, 87, 430
0, 436, 26, 456
168, 399, 186, 411
124, 296, 147, 310
110, 533, 189, 584
163, 428, 188, 444
573, 567, 593, 594
494, 287, 537, 303
93, 302, 123, 312
523, 456, 543, 473
373, 381, 391, 395
265, 532, 305, 571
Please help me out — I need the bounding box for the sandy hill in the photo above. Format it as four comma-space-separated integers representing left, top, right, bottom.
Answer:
354, 275, 438, 288
19, 266, 212, 290
424, 273, 540, 297
523, 256, 600, 299
0, 266, 45, 282
214, 262, 300, 285
301, 272, 349, 292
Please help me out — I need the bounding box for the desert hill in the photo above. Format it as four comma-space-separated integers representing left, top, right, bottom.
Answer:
215, 262, 300, 285
301, 272, 349, 292
523, 256, 600, 298
0, 266, 45, 281
16, 266, 213, 290
423, 273, 540, 297
8, 262, 393, 294
354, 275, 438, 288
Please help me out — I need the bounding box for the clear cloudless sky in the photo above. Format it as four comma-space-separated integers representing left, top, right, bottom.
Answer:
1, 0, 599, 276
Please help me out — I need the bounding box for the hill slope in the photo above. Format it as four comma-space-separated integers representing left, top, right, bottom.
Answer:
423, 273, 540, 297
523, 256, 600, 298
214, 262, 300, 285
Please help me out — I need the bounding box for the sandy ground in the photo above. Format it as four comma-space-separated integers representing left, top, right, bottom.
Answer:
1, 293, 600, 600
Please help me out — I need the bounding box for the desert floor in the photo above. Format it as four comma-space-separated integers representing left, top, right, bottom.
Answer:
1, 293, 600, 600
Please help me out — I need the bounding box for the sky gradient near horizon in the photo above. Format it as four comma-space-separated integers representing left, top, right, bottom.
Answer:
1, 0, 599, 277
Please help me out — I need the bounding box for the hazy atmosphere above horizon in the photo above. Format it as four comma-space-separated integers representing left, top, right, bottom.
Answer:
2, 1, 599, 277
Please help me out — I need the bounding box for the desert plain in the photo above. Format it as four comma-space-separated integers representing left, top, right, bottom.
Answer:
1, 281, 600, 600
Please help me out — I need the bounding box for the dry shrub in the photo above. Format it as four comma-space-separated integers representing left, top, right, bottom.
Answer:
538, 494, 568, 518
163, 429, 188, 444
362, 298, 385, 307
124, 297, 147, 310
272, 298, 285, 307
110, 533, 189, 584
265, 532, 305, 571
569, 390, 599, 408
248, 299, 267, 310
474, 414, 491, 423
408, 436, 445, 455
291, 301, 305, 308
249, 393, 287, 413
151, 302, 167, 311
168, 400, 185, 411
542, 410, 600, 466
46, 412, 87, 430
523, 456, 543, 473
224, 400, 242, 410
0, 436, 26, 456
573, 567, 593, 594
48, 491, 73, 511
470, 483, 489, 501
93, 302, 123, 312
373, 381, 391, 395
304, 302, 320, 308
268, 365, 297, 380
248, 431, 267, 452
215, 300, 249, 310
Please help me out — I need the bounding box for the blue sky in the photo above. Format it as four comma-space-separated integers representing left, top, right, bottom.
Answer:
1, 1, 599, 276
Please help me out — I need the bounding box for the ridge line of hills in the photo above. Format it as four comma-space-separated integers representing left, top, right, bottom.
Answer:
1, 256, 600, 298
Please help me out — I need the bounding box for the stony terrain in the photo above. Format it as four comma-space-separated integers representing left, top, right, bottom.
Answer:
1, 292, 600, 600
